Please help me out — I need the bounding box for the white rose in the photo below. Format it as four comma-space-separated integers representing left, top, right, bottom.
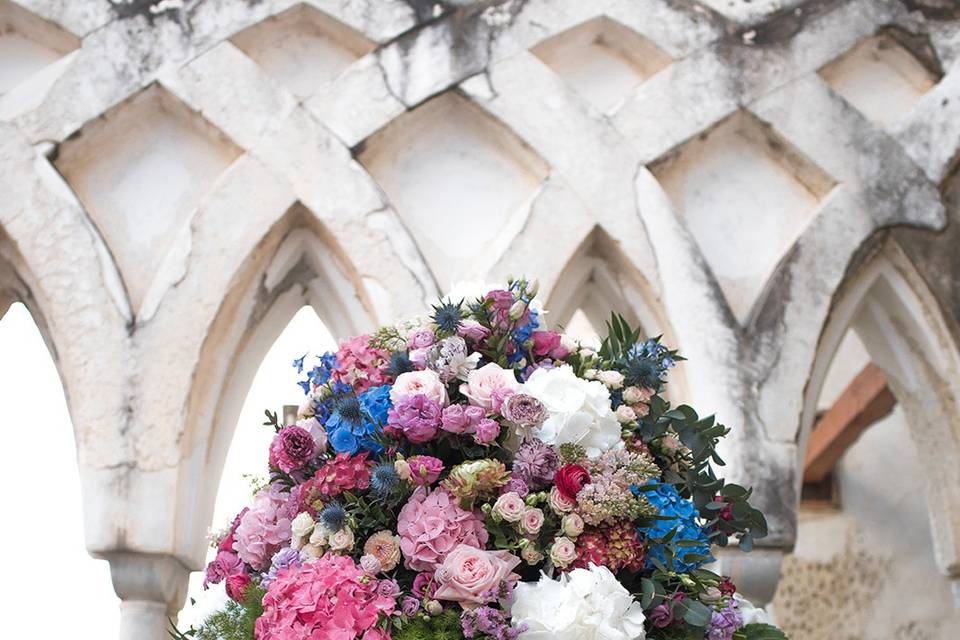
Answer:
597, 370, 625, 389
290, 512, 315, 550
328, 526, 355, 552
734, 594, 772, 626
522, 366, 622, 456
616, 405, 637, 423
300, 543, 323, 562
549, 537, 577, 568
390, 369, 448, 406
513, 565, 646, 640
309, 524, 329, 547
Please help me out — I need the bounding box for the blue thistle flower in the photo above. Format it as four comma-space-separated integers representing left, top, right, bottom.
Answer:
431, 299, 464, 334
318, 503, 347, 532
370, 462, 400, 497
384, 351, 413, 378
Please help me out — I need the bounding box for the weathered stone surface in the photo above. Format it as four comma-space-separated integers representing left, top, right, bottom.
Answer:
2, 0, 960, 634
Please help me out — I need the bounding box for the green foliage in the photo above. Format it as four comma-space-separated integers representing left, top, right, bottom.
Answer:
393, 610, 464, 640
734, 623, 790, 639
168, 586, 264, 640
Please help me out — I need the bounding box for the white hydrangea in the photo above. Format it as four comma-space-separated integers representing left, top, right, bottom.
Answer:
512, 564, 646, 640
522, 365, 622, 456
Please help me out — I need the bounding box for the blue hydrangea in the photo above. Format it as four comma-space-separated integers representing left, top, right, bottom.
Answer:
325, 385, 392, 455
635, 482, 714, 572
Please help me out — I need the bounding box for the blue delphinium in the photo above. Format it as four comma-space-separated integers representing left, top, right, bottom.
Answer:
508, 308, 540, 364
325, 385, 393, 455
635, 481, 714, 572
296, 351, 338, 394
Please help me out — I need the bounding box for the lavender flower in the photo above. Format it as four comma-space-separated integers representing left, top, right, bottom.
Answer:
261, 547, 301, 587
707, 602, 743, 640
513, 439, 559, 489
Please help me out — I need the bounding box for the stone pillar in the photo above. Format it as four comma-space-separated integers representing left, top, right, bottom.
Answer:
712, 547, 786, 607
105, 552, 191, 640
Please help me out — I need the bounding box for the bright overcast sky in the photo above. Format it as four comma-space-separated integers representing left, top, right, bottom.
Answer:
0, 303, 333, 635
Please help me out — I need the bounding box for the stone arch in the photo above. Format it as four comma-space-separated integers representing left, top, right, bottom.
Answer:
174, 202, 376, 564
800, 240, 960, 594
546, 224, 671, 342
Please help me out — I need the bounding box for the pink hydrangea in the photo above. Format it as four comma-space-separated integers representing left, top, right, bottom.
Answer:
255, 553, 396, 640
234, 485, 293, 571
331, 335, 390, 393
397, 488, 489, 571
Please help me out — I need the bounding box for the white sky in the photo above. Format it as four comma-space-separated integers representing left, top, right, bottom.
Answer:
0, 303, 333, 635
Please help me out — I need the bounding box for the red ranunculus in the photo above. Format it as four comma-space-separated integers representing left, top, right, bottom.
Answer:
554, 464, 591, 501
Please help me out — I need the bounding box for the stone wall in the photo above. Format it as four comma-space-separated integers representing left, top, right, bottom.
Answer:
1, 1, 959, 637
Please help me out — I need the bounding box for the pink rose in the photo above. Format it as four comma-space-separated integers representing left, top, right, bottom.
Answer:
441, 405, 473, 434
203, 550, 243, 588
433, 544, 521, 606
408, 329, 436, 349
460, 363, 520, 410
519, 507, 544, 535
489, 387, 516, 413
532, 331, 569, 359
225, 573, 252, 602
390, 369, 448, 406
492, 492, 525, 523
457, 320, 491, 342
407, 455, 443, 485
473, 418, 500, 445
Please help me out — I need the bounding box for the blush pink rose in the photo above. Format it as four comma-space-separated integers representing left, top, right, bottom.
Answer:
433, 544, 521, 607
440, 405, 485, 434
459, 363, 520, 410
473, 418, 500, 444
457, 320, 491, 342
390, 369, 448, 406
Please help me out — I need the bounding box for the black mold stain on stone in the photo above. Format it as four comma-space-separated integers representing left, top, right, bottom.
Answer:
902, 0, 960, 21
733, 0, 844, 47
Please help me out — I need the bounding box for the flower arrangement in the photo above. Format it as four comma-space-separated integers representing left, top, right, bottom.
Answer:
175, 278, 787, 640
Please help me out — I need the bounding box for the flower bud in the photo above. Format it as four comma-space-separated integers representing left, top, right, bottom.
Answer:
425, 600, 443, 616
509, 299, 527, 321
526, 279, 540, 298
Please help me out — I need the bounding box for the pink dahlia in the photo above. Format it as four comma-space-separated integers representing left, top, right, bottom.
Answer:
234, 485, 293, 571
331, 335, 390, 393
255, 553, 396, 640
397, 488, 489, 571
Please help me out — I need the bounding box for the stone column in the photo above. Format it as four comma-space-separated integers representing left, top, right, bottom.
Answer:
105, 552, 191, 640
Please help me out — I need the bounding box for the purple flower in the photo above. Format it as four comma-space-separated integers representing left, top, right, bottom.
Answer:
269, 426, 316, 473
388, 394, 442, 443
649, 602, 674, 628
401, 596, 420, 617
261, 547, 301, 587
501, 474, 530, 498
412, 572, 437, 599
376, 578, 402, 599
707, 603, 743, 640
513, 439, 559, 489
501, 393, 547, 427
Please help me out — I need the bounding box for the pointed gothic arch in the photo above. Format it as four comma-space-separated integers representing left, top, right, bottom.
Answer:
800, 240, 960, 596
174, 202, 376, 564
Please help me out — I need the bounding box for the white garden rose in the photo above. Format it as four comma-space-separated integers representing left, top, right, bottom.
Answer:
290, 512, 314, 550
512, 564, 646, 640
734, 594, 772, 626
522, 365, 622, 456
